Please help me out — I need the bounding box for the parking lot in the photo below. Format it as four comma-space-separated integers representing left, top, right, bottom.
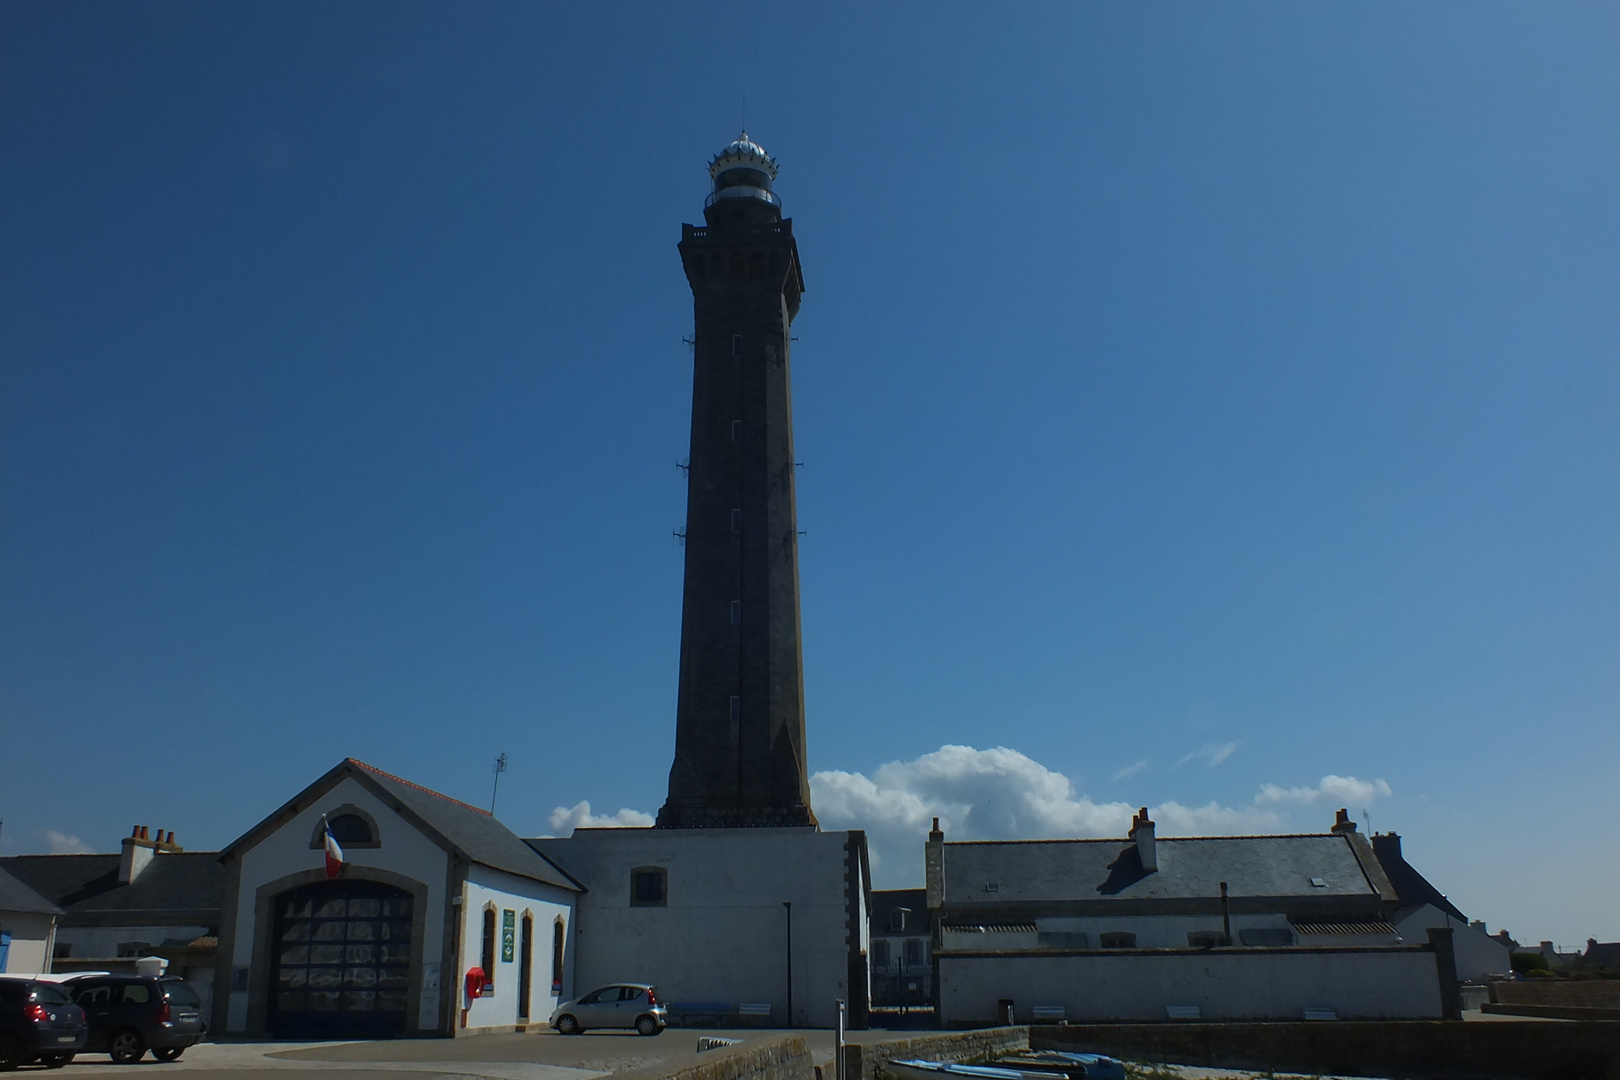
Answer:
27, 1027, 859, 1080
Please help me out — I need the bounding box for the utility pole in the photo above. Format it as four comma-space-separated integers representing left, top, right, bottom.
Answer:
490, 753, 508, 815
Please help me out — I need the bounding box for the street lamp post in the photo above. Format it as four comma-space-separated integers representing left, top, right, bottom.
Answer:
782, 901, 793, 1026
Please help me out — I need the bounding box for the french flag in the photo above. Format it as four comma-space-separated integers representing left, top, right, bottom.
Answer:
321, 816, 344, 879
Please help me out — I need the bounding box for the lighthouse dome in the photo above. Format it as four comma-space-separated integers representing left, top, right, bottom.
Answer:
706, 132, 780, 209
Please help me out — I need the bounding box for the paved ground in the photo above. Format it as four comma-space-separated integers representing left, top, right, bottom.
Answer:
26, 1028, 877, 1080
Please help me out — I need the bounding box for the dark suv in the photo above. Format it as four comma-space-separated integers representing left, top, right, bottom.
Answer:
65, 975, 205, 1064
0, 977, 87, 1070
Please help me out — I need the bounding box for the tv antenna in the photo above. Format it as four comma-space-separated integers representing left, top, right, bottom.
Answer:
490, 753, 508, 814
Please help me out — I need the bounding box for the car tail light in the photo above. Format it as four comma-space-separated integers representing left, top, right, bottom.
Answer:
25, 1003, 50, 1023
156, 1001, 171, 1023
645, 989, 657, 1005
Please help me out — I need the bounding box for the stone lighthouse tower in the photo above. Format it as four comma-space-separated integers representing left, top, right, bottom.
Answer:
657, 134, 816, 829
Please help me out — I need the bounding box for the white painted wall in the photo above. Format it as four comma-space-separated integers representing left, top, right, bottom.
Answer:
537, 828, 859, 1028
456, 864, 575, 1033
225, 776, 449, 1033
1394, 904, 1512, 982
0, 911, 57, 974
938, 947, 1445, 1023
1028, 914, 1297, 948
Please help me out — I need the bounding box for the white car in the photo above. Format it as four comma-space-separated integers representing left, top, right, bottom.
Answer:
550, 983, 666, 1035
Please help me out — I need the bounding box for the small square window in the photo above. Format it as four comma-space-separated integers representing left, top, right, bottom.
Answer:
984, 882, 999, 893
730, 601, 741, 625
631, 868, 667, 907
1309, 877, 1327, 888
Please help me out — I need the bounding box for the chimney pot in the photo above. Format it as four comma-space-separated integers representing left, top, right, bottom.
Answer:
1130, 807, 1157, 872
1332, 808, 1356, 833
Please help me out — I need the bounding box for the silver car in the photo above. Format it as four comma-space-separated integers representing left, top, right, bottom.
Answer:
550, 983, 666, 1035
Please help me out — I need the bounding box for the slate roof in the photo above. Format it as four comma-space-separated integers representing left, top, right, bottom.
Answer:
0, 853, 222, 926
871, 888, 931, 935
0, 865, 62, 916
942, 834, 1384, 904
221, 759, 581, 893
1369, 832, 1467, 923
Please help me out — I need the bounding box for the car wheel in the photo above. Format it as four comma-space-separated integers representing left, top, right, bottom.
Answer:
109, 1029, 147, 1064
153, 1047, 185, 1062
635, 1015, 660, 1036
555, 1014, 580, 1035
40, 1052, 76, 1069
0, 1033, 25, 1072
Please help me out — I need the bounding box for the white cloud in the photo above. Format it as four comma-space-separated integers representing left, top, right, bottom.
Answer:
1175, 742, 1239, 768
1256, 775, 1393, 807
44, 830, 95, 855
1112, 760, 1150, 781
811, 745, 1394, 889
546, 801, 654, 835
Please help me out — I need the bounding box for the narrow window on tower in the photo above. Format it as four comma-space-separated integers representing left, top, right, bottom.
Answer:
730, 601, 741, 625
731, 508, 741, 532
731, 420, 741, 443
732, 335, 742, 357
729, 696, 740, 723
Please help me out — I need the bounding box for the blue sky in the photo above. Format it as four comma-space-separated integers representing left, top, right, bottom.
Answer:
2, 3, 1616, 945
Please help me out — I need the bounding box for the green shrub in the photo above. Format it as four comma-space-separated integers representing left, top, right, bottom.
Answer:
1512, 951, 1551, 974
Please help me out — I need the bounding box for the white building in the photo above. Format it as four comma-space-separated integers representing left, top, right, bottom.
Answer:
0, 867, 60, 975
531, 825, 869, 1029
212, 758, 580, 1038
928, 809, 1463, 1023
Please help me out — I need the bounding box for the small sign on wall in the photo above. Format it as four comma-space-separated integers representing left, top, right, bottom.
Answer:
501, 909, 516, 963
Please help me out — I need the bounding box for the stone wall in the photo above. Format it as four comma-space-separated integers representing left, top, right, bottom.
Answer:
614, 1036, 813, 1080
1493, 980, 1620, 1009
852, 1026, 1029, 1080
1032, 1020, 1620, 1080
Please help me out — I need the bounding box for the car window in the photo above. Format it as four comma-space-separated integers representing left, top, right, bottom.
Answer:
162, 982, 202, 1007
619, 987, 643, 1001
121, 983, 152, 1004
31, 984, 72, 1005
72, 984, 111, 1006
577, 988, 609, 1005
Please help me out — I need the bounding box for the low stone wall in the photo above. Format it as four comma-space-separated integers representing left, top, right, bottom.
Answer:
1494, 981, 1620, 1009
1483, 1003, 1620, 1022
856, 1026, 1029, 1080
613, 1036, 813, 1080
1032, 1020, 1620, 1080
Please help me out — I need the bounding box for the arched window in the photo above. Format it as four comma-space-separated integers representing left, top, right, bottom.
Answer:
551, 918, 566, 993
630, 867, 667, 907
480, 905, 497, 992
308, 804, 381, 849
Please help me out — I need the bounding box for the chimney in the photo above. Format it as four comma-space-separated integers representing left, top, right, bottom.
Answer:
1129, 807, 1157, 872
925, 817, 946, 910
119, 825, 156, 885
1331, 808, 1357, 834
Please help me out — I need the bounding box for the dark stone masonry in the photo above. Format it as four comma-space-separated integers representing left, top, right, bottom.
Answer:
657, 135, 816, 830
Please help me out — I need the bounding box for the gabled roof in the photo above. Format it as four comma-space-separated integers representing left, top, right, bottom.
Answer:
220, 758, 580, 892
0, 865, 62, 916
1369, 832, 1467, 923
0, 853, 221, 926
942, 833, 1388, 904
